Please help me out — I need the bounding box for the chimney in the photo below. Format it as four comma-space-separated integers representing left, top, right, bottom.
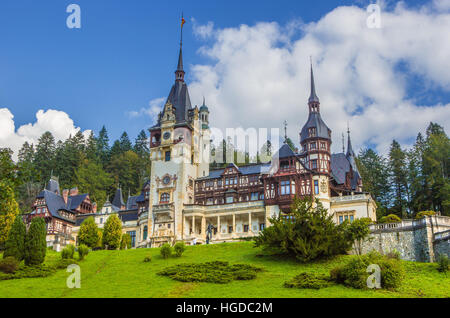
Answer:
92, 203, 97, 214
69, 187, 79, 196
62, 189, 69, 205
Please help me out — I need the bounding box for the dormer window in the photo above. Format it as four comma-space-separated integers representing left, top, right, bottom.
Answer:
309, 128, 316, 137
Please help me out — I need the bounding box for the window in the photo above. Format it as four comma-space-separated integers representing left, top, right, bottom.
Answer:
280, 180, 291, 195
251, 192, 259, 201
314, 180, 319, 194
339, 216, 343, 224
309, 127, 316, 137
143, 226, 148, 240
228, 226, 233, 234
100, 218, 103, 224
243, 225, 249, 233
226, 196, 234, 204
128, 231, 136, 248
280, 161, 290, 171
160, 193, 170, 203
259, 223, 265, 231
311, 160, 318, 170
206, 198, 214, 205
321, 142, 326, 150
165, 151, 171, 162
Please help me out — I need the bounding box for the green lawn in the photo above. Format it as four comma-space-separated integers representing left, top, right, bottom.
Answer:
0, 242, 448, 298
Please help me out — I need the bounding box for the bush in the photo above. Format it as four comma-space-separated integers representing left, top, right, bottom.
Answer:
255, 197, 352, 262
54, 258, 78, 270
61, 244, 75, 260
379, 214, 402, 224
284, 272, 331, 289
158, 261, 262, 284
174, 242, 186, 257
77, 244, 89, 261
143, 255, 152, 263
330, 251, 405, 289
102, 215, 122, 250
0, 265, 55, 280
3, 215, 26, 261
160, 243, 172, 259
386, 250, 401, 260
120, 233, 132, 250
415, 211, 436, 219
436, 254, 449, 273
78, 217, 101, 248
346, 218, 372, 256
0, 256, 19, 274
24, 217, 47, 266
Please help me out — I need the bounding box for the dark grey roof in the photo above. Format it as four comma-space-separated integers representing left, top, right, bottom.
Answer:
37, 190, 75, 223
309, 64, 320, 103
199, 97, 209, 112
331, 153, 350, 185
346, 131, 359, 175
277, 143, 296, 159
68, 194, 88, 210
300, 112, 331, 143
112, 188, 125, 210
177, 47, 184, 71
135, 193, 146, 203
126, 195, 139, 210
119, 210, 138, 223
331, 153, 360, 190
45, 178, 60, 195
198, 163, 271, 180
166, 80, 192, 124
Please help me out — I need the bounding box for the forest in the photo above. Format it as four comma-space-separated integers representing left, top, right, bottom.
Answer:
0, 122, 448, 219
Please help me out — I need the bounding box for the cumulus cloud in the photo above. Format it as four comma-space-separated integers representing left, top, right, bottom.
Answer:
0, 108, 91, 161
186, 2, 450, 154
127, 97, 166, 119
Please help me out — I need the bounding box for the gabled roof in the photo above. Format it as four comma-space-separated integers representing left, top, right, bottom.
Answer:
276, 143, 296, 159
45, 178, 60, 195
35, 189, 75, 223
331, 153, 360, 190
68, 194, 88, 210
126, 195, 139, 210
112, 188, 125, 210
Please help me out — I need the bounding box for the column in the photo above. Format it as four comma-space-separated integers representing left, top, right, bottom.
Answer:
201, 216, 206, 238
232, 214, 236, 237
249, 212, 252, 234
192, 216, 195, 236
217, 216, 221, 238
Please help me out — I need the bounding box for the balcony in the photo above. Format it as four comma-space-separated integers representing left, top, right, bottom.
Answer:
330, 193, 372, 203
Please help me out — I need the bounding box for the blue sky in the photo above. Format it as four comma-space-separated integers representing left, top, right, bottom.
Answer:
0, 0, 449, 155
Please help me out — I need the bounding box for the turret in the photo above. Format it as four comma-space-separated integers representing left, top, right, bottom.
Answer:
199, 97, 210, 129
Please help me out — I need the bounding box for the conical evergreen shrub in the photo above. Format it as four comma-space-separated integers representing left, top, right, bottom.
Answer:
3, 215, 26, 261
24, 217, 47, 266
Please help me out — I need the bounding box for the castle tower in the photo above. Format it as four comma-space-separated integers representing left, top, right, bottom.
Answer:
146, 20, 210, 246
299, 63, 332, 208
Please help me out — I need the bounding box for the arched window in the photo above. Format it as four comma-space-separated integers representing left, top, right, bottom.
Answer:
160, 193, 170, 203
143, 225, 148, 240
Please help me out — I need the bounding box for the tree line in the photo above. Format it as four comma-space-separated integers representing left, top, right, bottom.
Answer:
356, 122, 449, 218
1, 126, 151, 213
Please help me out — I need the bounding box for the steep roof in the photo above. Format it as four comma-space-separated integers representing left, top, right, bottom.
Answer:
331, 153, 360, 190
300, 112, 331, 142
112, 188, 125, 210
126, 195, 139, 210
199, 163, 272, 180
166, 80, 192, 123
45, 178, 60, 195
276, 143, 296, 159
34, 190, 75, 223
67, 194, 88, 210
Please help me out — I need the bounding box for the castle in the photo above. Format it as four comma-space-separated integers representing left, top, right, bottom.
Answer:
25, 35, 378, 249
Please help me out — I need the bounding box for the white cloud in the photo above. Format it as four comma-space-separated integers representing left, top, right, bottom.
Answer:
192, 18, 215, 39
186, 2, 450, 155
127, 97, 166, 119
0, 108, 91, 161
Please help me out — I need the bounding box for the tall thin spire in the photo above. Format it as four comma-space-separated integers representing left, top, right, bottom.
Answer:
176, 13, 186, 81
283, 120, 288, 143
309, 58, 320, 104
346, 123, 354, 158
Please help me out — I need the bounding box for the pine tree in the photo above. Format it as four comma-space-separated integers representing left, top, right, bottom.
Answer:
78, 217, 101, 249
388, 140, 408, 218
97, 126, 110, 167
24, 217, 47, 266
102, 214, 122, 250
3, 215, 26, 261
107, 151, 141, 196
0, 148, 18, 187
119, 132, 132, 153
0, 180, 20, 248
86, 131, 99, 163
33, 132, 56, 184
134, 130, 149, 157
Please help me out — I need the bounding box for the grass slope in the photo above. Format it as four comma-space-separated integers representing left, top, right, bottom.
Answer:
0, 242, 448, 298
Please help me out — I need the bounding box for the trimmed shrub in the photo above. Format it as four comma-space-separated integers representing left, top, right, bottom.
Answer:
386, 250, 401, 260
102, 215, 122, 250
160, 243, 172, 259
415, 211, 436, 219
0, 265, 55, 280
143, 255, 152, 263
284, 272, 331, 289
120, 233, 132, 250
61, 244, 75, 260
54, 259, 78, 270
0, 256, 20, 274
346, 218, 373, 255
3, 215, 26, 261
437, 254, 449, 273
255, 197, 352, 262
379, 214, 402, 224
78, 217, 100, 248
174, 242, 186, 257
158, 261, 262, 284
24, 217, 47, 266
330, 251, 404, 289
77, 244, 89, 261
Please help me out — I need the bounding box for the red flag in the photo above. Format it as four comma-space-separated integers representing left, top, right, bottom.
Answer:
181, 17, 186, 28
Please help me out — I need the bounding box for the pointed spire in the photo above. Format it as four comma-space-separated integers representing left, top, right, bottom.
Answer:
309, 58, 320, 104
346, 123, 354, 158
283, 120, 288, 143
175, 13, 186, 81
